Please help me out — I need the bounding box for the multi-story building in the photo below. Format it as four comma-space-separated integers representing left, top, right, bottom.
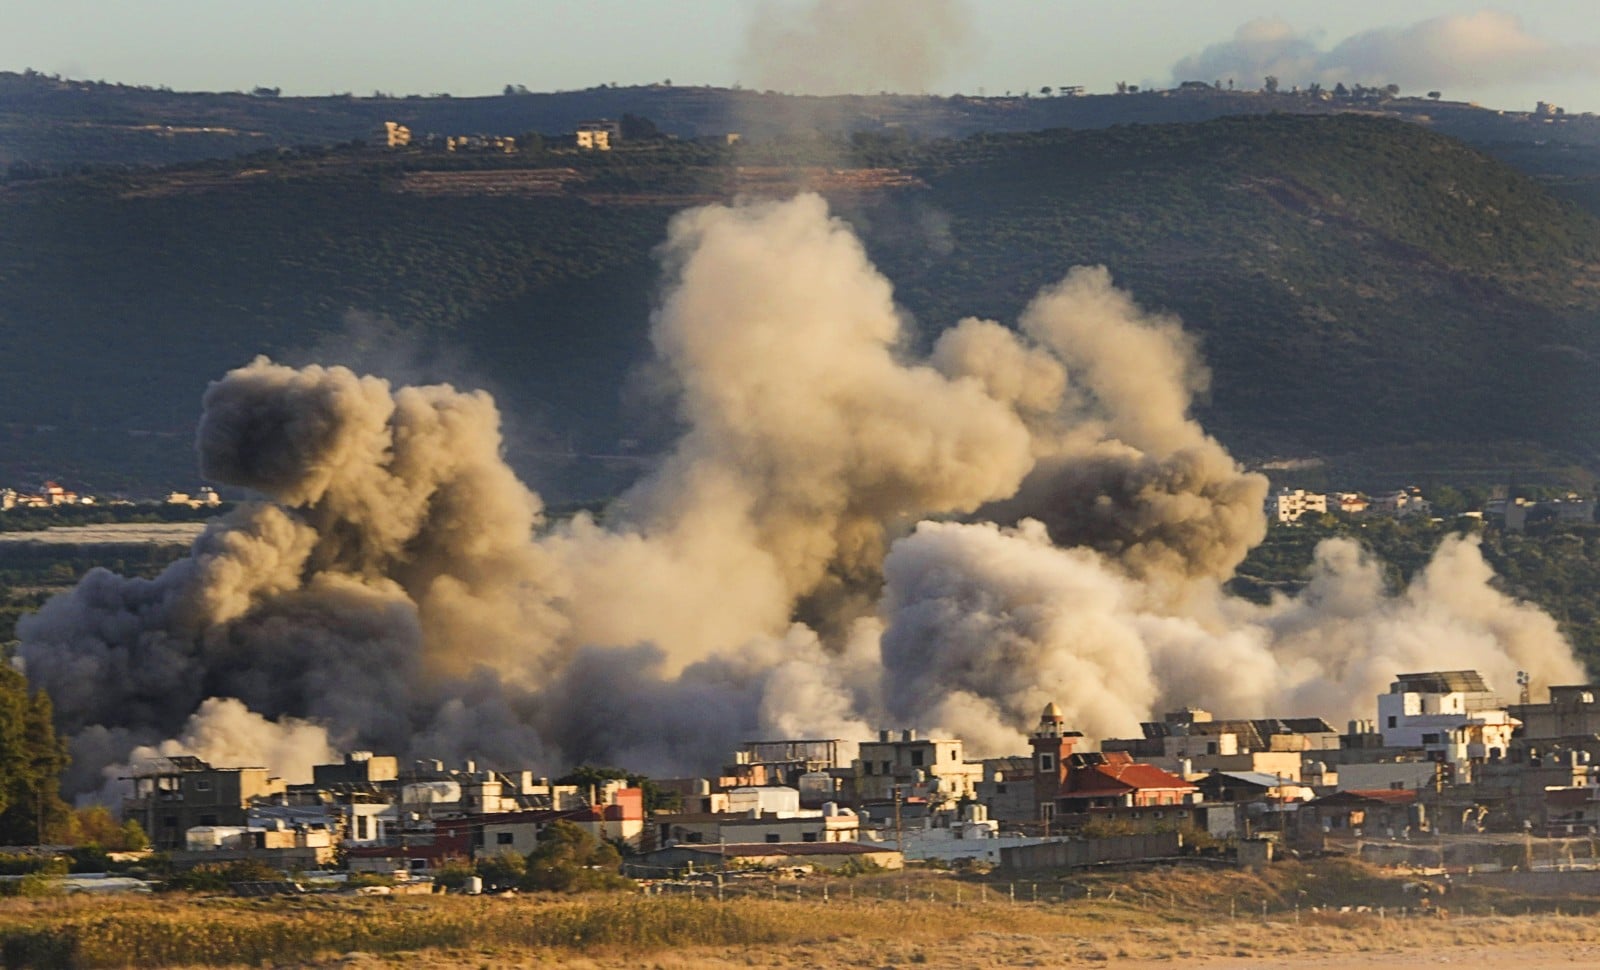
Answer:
1265, 488, 1328, 523
852, 730, 982, 808
123, 756, 286, 850
1378, 670, 1517, 778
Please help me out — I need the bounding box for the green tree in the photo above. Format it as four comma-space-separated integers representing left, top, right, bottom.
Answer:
519, 820, 629, 892
475, 849, 526, 890
0, 666, 70, 845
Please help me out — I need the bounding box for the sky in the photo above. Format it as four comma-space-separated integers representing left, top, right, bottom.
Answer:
3, 1, 1598, 113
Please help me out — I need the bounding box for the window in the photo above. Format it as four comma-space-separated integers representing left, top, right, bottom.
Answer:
199, 814, 218, 827
1422, 733, 1440, 745
802, 832, 818, 842
1390, 781, 1405, 790
910, 750, 924, 767
194, 779, 211, 792
996, 784, 1008, 794
1387, 716, 1397, 728
1206, 742, 1217, 754
765, 834, 781, 843
1039, 803, 1055, 822
410, 859, 427, 871
496, 832, 514, 845
882, 761, 892, 774
863, 762, 874, 775
1039, 753, 1054, 772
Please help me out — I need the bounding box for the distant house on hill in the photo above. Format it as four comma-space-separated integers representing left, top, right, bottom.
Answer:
575, 120, 621, 150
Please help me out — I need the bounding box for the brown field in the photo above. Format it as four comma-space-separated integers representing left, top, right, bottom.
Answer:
4, 862, 1598, 968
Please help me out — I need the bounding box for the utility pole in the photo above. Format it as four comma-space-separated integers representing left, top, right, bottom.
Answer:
894, 785, 910, 890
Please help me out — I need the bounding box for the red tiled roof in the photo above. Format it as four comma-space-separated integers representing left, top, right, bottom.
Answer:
1068, 762, 1196, 795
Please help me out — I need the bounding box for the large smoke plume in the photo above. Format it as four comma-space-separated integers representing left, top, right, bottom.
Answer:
16, 193, 1586, 795
1173, 12, 1600, 93
737, 0, 976, 97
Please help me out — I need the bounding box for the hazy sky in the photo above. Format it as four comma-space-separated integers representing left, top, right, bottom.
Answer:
4, 1, 1597, 112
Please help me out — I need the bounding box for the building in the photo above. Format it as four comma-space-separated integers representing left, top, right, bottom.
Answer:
312, 751, 398, 789
1297, 789, 1422, 840
853, 730, 981, 808
574, 120, 621, 150
122, 756, 286, 850
1101, 709, 1338, 781
1266, 488, 1327, 523
723, 740, 848, 791
1334, 492, 1369, 514
1377, 671, 1517, 777
1511, 684, 1600, 741
1494, 495, 1595, 532
974, 756, 1035, 823
1370, 487, 1432, 518
1029, 703, 1198, 828
383, 121, 412, 147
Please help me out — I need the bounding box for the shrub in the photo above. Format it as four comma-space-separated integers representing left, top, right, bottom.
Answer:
431, 857, 476, 892
161, 858, 284, 892
520, 821, 632, 893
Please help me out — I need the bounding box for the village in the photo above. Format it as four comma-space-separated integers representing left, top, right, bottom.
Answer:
81, 667, 1600, 891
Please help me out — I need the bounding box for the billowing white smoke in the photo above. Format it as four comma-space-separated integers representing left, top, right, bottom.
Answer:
547, 194, 1035, 665
1174, 13, 1600, 93
879, 522, 1584, 755
15, 192, 1588, 794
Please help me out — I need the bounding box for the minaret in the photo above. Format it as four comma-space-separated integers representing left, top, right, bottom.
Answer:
1030, 702, 1082, 824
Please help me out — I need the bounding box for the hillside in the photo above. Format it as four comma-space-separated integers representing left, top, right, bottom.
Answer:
2, 114, 1599, 500
8, 70, 1600, 176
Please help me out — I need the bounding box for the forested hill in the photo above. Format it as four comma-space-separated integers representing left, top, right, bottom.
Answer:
2, 113, 1599, 500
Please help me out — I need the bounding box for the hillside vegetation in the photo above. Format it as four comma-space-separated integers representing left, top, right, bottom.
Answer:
8, 70, 1600, 174
2, 114, 1600, 499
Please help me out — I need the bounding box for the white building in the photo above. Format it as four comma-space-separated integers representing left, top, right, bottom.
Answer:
1370, 488, 1432, 518
1377, 671, 1517, 778
1266, 488, 1327, 523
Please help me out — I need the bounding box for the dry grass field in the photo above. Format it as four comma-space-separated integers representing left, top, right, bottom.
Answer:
3, 861, 1598, 968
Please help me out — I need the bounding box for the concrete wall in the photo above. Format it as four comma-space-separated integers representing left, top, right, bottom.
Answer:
999, 831, 1183, 871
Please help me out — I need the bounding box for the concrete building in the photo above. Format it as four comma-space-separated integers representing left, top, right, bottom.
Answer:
1029, 703, 1198, 828
974, 756, 1035, 823
1511, 684, 1600, 742
1102, 710, 1338, 782
853, 730, 981, 808
1370, 487, 1432, 517
575, 120, 620, 150
383, 121, 412, 147
122, 756, 286, 850
1335, 492, 1369, 514
312, 751, 398, 789
1378, 670, 1517, 777
1266, 488, 1327, 523
722, 741, 847, 791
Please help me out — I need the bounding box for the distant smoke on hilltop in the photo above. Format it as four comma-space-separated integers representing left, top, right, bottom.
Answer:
17, 193, 1586, 798
1173, 12, 1600, 92
737, 0, 977, 97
